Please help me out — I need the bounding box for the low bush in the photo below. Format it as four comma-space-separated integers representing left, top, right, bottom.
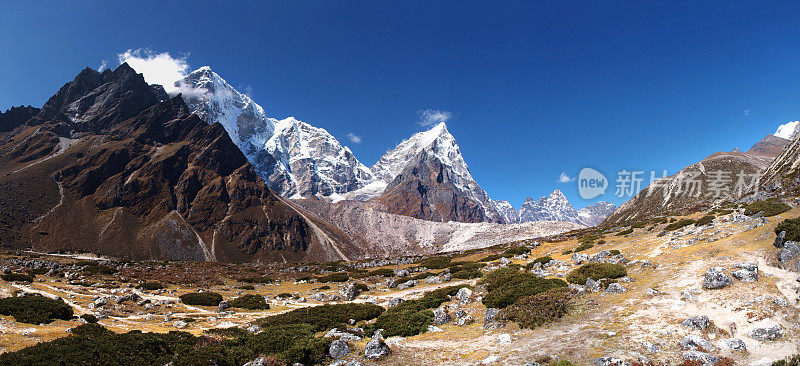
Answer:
28, 268, 49, 275
257, 303, 384, 332
368, 285, 469, 337
695, 215, 715, 226
574, 242, 593, 252
239, 276, 273, 284
744, 199, 791, 217
609, 249, 620, 256
229, 294, 269, 310
237, 285, 255, 290
480, 268, 567, 309
276, 293, 293, 299
318, 272, 349, 283
566, 263, 627, 284
409, 271, 435, 281
561, 249, 573, 255
617, 228, 633, 236
418, 256, 451, 269
1, 273, 34, 282
776, 217, 800, 242
501, 287, 571, 329
502, 247, 531, 257
179, 292, 223, 306
366, 268, 395, 277
451, 268, 482, 279
478, 254, 502, 262
83, 264, 117, 275
773, 354, 800, 366
80, 314, 99, 324
665, 218, 696, 231
0, 323, 331, 366
353, 283, 369, 292
138, 282, 165, 291
526, 255, 552, 268
0, 294, 74, 324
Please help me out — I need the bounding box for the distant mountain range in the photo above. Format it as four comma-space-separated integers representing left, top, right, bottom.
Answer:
172, 66, 613, 226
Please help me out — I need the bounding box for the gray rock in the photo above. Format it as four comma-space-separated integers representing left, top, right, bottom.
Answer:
339, 283, 360, 301
779, 241, 800, 263
605, 283, 626, 293
394, 268, 410, 277
173, 320, 187, 329
775, 230, 787, 248
433, 307, 451, 325
773, 297, 789, 307
734, 262, 758, 272
396, 280, 416, 290
679, 335, 715, 351
329, 339, 350, 359
243, 357, 269, 366
484, 308, 502, 323
523, 363, 541, 366
722, 338, 747, 352
427, 325, 443, 332
681, 315, 710, 331
218, 300, 230, 312
585, 278, 601, 293
456, 315, 474, 326
747, 324, 784, 341
454, 309, 467, 319
682, 351, 719, 366
455, 287, 473, 303
680, 289, 699, 302
732, 268, 758, 282
387, 297, 404, 308
572, 253, 590, 265
364, 330, 390, 360
702, 267, 733, 289
593, 357, 628, 366
641, 341, 659, 353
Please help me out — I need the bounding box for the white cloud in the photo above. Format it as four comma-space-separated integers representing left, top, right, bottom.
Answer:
557, 172, 574, 183
97, 60, 108, 72
117, 48, 190, 94
744, 109, 750, 116
346, 133, 362, 144
418, 109, 452, 127
774, 121, 800, 140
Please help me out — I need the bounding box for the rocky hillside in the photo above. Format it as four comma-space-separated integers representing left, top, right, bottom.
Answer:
605, 134, 789, 225
0, 105, 39, 132
0, 64, 362, 262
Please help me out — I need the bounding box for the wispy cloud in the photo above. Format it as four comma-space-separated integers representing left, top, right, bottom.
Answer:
557, 172, 574, 183
117, 48, 190, 94
417, 109, 452, 127
744, 109, 750, 116
97, 60, 108, 72
346, 133, 362, 144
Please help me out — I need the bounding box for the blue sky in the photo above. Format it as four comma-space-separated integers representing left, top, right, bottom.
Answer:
3, 1, 800, 209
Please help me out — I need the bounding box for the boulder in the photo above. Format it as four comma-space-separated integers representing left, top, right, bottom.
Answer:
605, 283, 626, 293
455, 287, 473, 303
364, 330, 390, 360
396, 280, 416, 290
394, 268, 410, 277
173, 320, 187, 329
243, 357, 268, 366
734, 262, 758, 272
779, 241, 800, 263
329, 339, 350, 359
497, 334, 511, 344
679, 335, 715, 351
593, 357, 628, 366
217, 301, 230, 312
427, 325, 443, 332
339, 283, 360, 301
585, 278, 601, 293
682, 351, 719, 366
747, 324, 784, 341
701, 267, 733, 289
387, 297, 404, 308
721, 338, 747, 352
433, 307, 452, 325
456, 315, 474, 326
732, 268, 758, 282
680, 289, 699, 302
775, 230, 787, 248
572, 253, 590, 265
681, 315, 710, 331
454, 309, 467, 319
641, 341, 659, 353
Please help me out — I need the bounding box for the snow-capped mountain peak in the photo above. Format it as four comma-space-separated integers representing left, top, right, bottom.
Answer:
519, 189, 579, 223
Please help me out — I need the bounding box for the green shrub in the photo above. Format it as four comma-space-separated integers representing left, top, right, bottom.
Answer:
317, 285, 331, 290
501, 287, 571, 329
276, 293, 293, 299
366, 268, 395, 277
478, 254, 502, 262
229, 294, 269, 310
83, 264, 117, 275
744, 199, 791, 217
597, 240, 606, 244
502, 247, 531, 257
0, 294, 74, 324
257, 303, 384, 332
409, 271, 435, 281
665, 218, 696, 231
561, 249, 573, 255
369, 309, 433, 337
318, 272, 349, 283
1, 273, 34, 282
353, 283, 369, 292
609, 249, 620, 256
578, 234, 602, 245
776, 217, 800, 242
138, 282, 165, 291
773, 354, 800, 366
418, 256, 451, 269
480, 268, 567, 309
80, 314, 99, 324
574, 242, 593, 252
695, 215, 715, 226
566, 263, 627, 284
0, 323, 331, 366
617, 228, 633, 236
713, 209, 733, 215
179, 292, 223, 306
239, 276, 273, 284
526, 256, 552, 269
27, 268, 49, 275
236, 285, 255, 290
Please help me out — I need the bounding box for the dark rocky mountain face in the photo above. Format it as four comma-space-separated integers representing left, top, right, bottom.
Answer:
373, 149, 490, 223
0, 105, 40, 132
0, 64, 361, 262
